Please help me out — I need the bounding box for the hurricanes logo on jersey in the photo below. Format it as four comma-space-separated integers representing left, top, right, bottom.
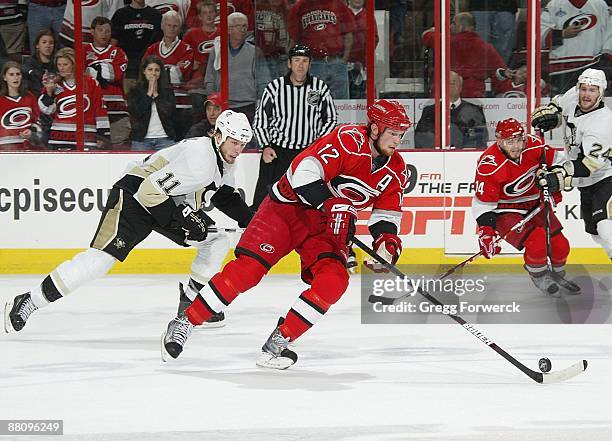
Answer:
153, 3, 179, 15
57, 96, 91, 118
81, 0, 101, 5
1, 107, 32, 130
330, 175, 382, 208
198, 40, 215, 54
503, 166, 538, 197
564, 14, 598, 33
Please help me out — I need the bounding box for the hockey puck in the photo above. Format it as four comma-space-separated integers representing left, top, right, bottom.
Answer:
538, 357, 552, 373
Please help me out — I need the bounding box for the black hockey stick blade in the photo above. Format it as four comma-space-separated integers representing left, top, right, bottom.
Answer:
367, 294, 396, 305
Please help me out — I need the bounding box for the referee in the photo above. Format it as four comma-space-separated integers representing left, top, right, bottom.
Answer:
251, 44, 337, 210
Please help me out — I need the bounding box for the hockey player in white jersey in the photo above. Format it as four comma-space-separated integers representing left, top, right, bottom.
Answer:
4, 110, 254, 334
531, 68, 612, 259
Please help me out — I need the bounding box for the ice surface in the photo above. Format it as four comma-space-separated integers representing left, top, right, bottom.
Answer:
1, 275, 611, 441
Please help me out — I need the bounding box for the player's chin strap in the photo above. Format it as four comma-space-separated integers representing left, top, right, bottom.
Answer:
353, 235, 588, 384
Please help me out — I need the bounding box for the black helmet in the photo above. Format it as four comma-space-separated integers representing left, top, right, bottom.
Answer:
288, 44, 311, 60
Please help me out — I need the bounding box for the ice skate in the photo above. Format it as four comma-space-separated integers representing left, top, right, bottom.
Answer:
4, 293, 38, 333
347, 247, 357, 274
552, 271, 582, 295
529, 272, 561, 297
161, 313, 193, 362
256, 322, 298, 370
177, 283, 226, 329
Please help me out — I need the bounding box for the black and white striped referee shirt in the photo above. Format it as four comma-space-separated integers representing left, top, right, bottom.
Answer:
253, 74, 337, 150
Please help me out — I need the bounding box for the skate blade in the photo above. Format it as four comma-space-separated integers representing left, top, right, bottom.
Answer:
4, 300, 15, 334
193, 321, 226, 330
160, 331, 171, 363
255, 352, 295, 370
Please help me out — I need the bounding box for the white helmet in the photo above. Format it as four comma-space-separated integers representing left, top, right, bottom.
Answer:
577, 68, 607, 101
215, 110, 253, 144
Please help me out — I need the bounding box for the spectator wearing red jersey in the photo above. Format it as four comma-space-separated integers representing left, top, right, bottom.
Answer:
184, 0, 219, 121
186, 0, 254, 30
347, 0, 378, 99
0, 62, 43, 151
495, 60, 551, 98
38, 47, 111, 150
422, 12, 515, 98
85, 16, 131, 148
288, 0, 356, 99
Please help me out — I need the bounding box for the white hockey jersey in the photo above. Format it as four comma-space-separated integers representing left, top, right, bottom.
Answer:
60, 0, 123, 43
126, 137, 236, 214
541, 0, 612, 76
554, 87, 612, 187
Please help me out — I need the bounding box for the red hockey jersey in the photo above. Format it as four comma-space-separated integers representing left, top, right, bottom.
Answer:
143, 38, 194, 109
473, 134, 560, 219
83, 43, 128, 120
0, 94, 40, 150
271, 124, 407, 230
38, 76, 110, 149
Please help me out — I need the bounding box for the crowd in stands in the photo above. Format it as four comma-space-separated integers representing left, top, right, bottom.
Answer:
3, 0, 612, 151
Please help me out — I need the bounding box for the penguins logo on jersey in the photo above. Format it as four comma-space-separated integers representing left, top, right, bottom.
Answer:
57, 96, 91, 118
329, 175, 383, 208
564, 14, 598, 33
503, 166, 538, 197
1, 107, 32, 130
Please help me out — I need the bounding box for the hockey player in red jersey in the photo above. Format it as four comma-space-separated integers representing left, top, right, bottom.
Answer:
84, 17, 130, 147
473, 118, 580, 296
161, 99, 411, 368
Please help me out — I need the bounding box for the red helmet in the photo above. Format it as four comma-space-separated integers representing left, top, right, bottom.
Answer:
495, 118, 524, 139
367, 99, 412, 133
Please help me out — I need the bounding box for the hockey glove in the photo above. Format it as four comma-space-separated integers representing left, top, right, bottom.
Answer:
536, 162, 574, 193
322, 197, 357, 248
364, 233, 402, 273
477, 225, 501, 259
173, 203, 215, 242
530, 103, 562, 132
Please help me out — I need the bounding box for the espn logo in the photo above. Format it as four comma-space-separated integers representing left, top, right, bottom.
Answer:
355, 196, 473, 236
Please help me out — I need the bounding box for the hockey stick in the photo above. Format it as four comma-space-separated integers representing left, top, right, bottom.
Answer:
367, 204, 544, 306
207, 226, 245, 233
354, 236, 588, 384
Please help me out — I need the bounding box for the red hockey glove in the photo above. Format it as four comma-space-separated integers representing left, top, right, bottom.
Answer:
322, 197, 357, 248
364, 233, 402, 273
477, 225, 501, 259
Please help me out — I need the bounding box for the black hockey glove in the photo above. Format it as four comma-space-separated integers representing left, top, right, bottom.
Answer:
172, 203, 215, 242
536, 162, 574, 193
530, 103, 562, 132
